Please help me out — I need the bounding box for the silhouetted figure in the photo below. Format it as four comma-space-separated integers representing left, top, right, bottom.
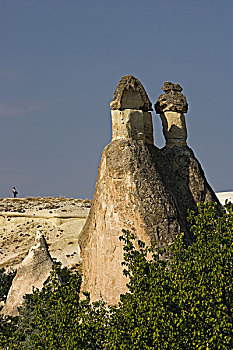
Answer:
12, 187, 18, 198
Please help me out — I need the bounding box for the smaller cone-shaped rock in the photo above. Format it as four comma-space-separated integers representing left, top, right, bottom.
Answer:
2, 231, 53, 316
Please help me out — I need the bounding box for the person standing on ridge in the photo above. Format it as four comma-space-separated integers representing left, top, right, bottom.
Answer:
12, 187, 18, 198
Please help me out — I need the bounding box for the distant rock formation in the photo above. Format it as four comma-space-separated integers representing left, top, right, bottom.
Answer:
2, 232, 53, 316
79, 76, 220, 304
0, 198, 91, 271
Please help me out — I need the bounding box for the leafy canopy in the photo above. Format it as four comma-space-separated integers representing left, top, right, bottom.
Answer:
108, 202, 233, 349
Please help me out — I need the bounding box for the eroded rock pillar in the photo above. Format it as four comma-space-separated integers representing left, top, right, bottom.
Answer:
110, 75, 154, 144
155, 82, 188, 146
78, 76, 183, 304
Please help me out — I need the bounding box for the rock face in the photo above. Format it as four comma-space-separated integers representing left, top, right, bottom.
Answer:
0, 198, 91, 271
79, 76, 220, 304
2, 232, 53, 316
111, 110, 154, 145
79, 140, 184, 303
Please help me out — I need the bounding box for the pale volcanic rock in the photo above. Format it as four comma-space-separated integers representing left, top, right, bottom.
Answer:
79, 139, 183, 304
2, 232, 53, 316
111, 109, 154, 144
110, 75, 153, 111
0, 197, 91, 271
160, 111, 187, 146
155, 82, 188, 146
79, 76, 221, 305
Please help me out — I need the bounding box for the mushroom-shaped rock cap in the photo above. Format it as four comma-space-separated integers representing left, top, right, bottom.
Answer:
162, 81, 183, 93
110, 75, 153, 111
155, 81, 188, 114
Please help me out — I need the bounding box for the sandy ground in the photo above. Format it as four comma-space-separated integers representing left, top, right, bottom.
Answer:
215, 191, 233, 205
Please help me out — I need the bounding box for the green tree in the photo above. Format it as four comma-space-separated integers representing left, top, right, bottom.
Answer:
0, 268, 16, 303
10, 263, 109, 349
108, 202, 233, 349
0, 268, 18, 349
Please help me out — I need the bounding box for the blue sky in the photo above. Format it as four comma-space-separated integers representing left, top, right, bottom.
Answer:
0, 0, 232, 198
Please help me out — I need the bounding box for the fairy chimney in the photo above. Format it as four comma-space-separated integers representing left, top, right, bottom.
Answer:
2, 232, 53, 316
79, 76, 185, 304
78, 76, 220, 305
155, 82, 188, 146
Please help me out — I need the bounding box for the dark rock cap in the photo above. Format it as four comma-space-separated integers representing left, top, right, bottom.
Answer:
155, 81, 188, 114
110, 75, 153, 111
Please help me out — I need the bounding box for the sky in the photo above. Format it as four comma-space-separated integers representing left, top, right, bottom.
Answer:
0, 0, 232, 199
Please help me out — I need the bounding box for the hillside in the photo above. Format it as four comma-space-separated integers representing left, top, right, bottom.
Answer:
0, 197, 91, 271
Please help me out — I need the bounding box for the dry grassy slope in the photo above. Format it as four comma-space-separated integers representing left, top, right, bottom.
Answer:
0, 197, 91, 271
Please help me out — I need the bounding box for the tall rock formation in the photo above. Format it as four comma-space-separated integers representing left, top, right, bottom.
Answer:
2, 232, 53, 316
79, 76, 220, 304
154, 82, 220, 230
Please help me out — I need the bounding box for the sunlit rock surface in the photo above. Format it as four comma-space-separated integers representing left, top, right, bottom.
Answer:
0, 197, 91, 271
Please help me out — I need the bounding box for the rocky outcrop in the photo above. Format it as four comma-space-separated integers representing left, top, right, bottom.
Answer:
79, 76, 220, 304
2, 232, 53, 316
0, 197, 91, 271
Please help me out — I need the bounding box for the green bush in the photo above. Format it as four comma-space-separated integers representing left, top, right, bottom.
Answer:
0, 268, 17, 348
8, 264, 108, 349
108, 202, 233, 349
0, 268, 16, 303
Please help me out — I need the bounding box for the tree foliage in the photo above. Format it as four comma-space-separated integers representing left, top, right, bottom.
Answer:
0, 202, 232, 349
0, 268, 16, 303
8, 264, 109, 349
0, 268, 17, 348
108, 202, 233, 349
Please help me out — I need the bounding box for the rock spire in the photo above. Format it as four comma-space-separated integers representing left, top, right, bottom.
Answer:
110, 75, 153, 111
79, 76, 220, 305
155, 82, 188, 146
2, 232, 53, 316
110, 75, 154, 145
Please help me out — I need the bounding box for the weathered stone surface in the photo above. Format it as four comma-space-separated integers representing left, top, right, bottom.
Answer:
79, 139, 186, 304
110, 75, 153, 111
78, 77, 221, 305
155, 82, 188, 146
157, 145, 221, 232
0, 198, 91, 271
79, 140, 221, 304
111, 109, 154, 144
155, 81, 188, 114
160, 111, 187, 146
2, 232, 53, 316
